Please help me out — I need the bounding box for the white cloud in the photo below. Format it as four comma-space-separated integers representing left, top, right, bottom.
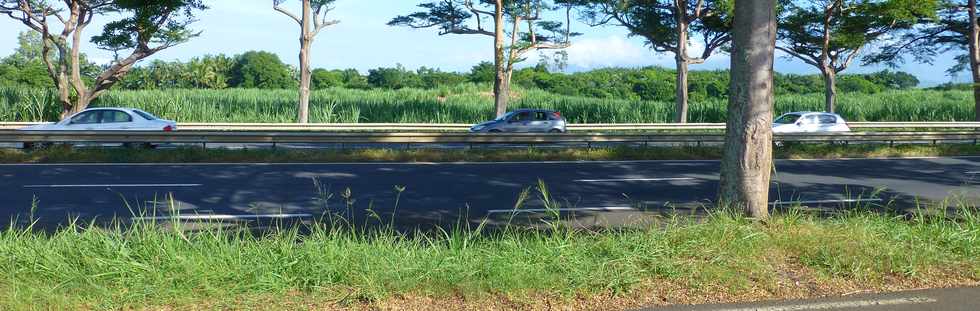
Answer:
561, 36, 671, 69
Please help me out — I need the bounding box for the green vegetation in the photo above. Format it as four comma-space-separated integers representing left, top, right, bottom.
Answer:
2, 144, 979, 164
0, 85, 973, 123
1, 198, 977, 309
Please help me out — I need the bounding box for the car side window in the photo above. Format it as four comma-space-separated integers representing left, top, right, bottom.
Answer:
534, 112, 549, 121
802, 115, 819, 125
511, 111, 530, 122
102, 110, 133, 123
70, 111, 101, 124
818, 115, 837, 124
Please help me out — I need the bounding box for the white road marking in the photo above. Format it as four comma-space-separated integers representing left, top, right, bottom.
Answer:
23, 183, 202, 188
574, 177, 695, 182
487, 206, 635, 214
713, 296, 936, 311
132, 213, 313, 221
770, 198, 882, 206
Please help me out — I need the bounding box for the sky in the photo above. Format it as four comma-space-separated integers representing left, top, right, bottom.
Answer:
0, 0, 968, 86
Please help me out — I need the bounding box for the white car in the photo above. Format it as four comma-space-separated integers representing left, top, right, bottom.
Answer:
20, 108, 176, 132
772, 112, 850, 133
19, 107, 176, 149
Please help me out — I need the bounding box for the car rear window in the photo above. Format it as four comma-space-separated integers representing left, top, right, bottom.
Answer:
534, 112, 549, 121
818, 115, 838, 124
133, 110, 158, 121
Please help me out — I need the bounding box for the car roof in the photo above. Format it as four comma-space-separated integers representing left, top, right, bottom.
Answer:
782, 111, 842, 117
81, 107, 134, 113
513, 109, 555, 112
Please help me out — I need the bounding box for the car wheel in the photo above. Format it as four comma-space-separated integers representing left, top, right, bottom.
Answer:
548, 129, 562, 133
488, 129, 502, 133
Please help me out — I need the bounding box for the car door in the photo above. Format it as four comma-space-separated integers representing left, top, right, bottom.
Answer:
528, 111, 553, 132
64, 110, 101, 130
799, 115, 820, 132
99, 110, 135, 130
504, 111, 531, 132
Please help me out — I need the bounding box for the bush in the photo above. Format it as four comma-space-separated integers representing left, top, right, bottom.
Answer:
230, 51, 296, 89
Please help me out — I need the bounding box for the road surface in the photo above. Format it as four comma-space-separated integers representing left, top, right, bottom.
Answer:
1, 157, 977, 228
644, 286, 980, 311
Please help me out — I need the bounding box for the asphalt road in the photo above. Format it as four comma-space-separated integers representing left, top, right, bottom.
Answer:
644, 286, 980, 311
1, 157, 978, 228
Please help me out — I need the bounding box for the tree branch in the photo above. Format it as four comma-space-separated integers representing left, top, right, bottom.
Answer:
273, 3, 301, 25
776, 46, 820, 67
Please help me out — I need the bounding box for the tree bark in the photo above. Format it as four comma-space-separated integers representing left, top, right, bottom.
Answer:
719, 0, 777, 220
675, 58, 689, 123
821, 68, 837, 113
492, 0, 508, 117
674, 1, 690, 123
970, 0, 980, 121
297, 0, 313, 123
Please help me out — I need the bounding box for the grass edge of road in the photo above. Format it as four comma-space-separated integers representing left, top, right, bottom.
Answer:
2, 143, 980, 164
1, 187, 978, 310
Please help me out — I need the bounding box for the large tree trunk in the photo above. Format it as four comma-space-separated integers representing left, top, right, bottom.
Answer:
719, 0, 777, 220
821, 68, 837, 113
492, 0, 508, 117
674, 3, 689, 123
297, 0, 313, 123
675, 58, 689, 123
970, 0, 980, 121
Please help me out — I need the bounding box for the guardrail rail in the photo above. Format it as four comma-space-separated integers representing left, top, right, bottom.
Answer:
4, 121, 980, 132
1, 130, 977, 149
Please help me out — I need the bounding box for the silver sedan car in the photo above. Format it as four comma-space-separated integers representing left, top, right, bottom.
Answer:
18, 107, 177, 149
469, 109, 567, 133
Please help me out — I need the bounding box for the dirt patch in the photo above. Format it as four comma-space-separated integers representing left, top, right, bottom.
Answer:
148, 270, 978, 311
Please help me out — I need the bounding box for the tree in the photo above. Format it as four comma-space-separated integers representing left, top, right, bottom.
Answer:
273, 0, 338, 123
311, 68, 344, 89
574, 0, 733, 123
864, 0, 979, 121
0, 0, 207, 119
231, 51, 297, 89
367, 64, 424, 89
776, 0, 935, 113
390, 0, 577, 117
718, 0, 777, 219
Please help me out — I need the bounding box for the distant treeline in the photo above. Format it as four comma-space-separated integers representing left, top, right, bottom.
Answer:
0, 50, 920, 103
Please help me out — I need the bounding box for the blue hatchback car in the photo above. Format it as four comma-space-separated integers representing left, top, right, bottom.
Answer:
469, 109, 567, 133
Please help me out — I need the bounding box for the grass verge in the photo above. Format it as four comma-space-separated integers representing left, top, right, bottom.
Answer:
1, 205, 978, 310
1, 143, 980, 164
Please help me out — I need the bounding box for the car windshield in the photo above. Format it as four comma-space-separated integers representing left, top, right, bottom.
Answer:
774, 114, 802, 124
133, 110, 158, 120
494, 111, 516, 121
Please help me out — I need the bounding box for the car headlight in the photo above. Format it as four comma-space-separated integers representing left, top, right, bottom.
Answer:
471, 125, 486, 131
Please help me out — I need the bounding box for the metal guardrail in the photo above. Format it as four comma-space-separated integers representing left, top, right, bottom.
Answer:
3, 121, 980, 131
1, 130, 977, 147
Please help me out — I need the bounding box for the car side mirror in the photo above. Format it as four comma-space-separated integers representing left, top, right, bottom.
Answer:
795, 121, 802, 126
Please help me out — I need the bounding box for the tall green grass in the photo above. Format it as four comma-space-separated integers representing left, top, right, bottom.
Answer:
0, 84, 974, 123
1, 205, 977, 309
